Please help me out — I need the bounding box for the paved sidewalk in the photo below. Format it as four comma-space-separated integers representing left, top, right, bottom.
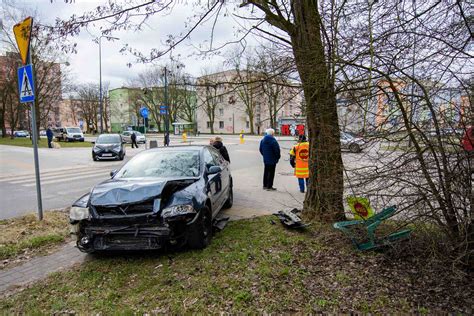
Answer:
0, 241, 88, 294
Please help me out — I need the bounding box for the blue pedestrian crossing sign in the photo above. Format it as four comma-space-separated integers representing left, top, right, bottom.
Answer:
18, 64, 35, 103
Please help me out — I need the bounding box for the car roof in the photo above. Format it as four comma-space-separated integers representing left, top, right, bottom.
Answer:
98, 133, 120, 137
146, 145, 210, 152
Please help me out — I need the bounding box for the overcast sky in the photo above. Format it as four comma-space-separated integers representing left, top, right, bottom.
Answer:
2, 0, 265, 90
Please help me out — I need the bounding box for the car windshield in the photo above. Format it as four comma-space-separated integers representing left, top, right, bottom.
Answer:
96, 135, 121, 144
116, 150, 200, 179
67, 128, 82, 133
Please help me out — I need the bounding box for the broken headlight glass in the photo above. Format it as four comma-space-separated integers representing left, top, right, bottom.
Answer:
161, 204, 196, 219
70, 206, 90, 221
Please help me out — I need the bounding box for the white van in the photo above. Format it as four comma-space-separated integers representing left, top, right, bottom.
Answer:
53, 127, 84, 142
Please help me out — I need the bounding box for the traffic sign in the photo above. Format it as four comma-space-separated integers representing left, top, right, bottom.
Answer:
160, 109, 167, 115
140, 107, 149, 119
159, 105, 167, 115
160, 105, 167, 110
18, 64, 35, 103
13, 17, 33, 65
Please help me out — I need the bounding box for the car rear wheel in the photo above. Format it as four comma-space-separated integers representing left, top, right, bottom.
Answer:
349, 143, 361, 153
187, 206, 212, 249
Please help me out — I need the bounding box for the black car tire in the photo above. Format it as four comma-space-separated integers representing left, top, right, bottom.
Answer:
92, 154, 98, 161
187, 206, 212, 249
119, 153, 125, 161
223, 185, 233, 209
349, 143, 361, 153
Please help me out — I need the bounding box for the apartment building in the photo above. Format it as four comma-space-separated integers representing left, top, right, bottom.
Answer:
195, 70, 303, 134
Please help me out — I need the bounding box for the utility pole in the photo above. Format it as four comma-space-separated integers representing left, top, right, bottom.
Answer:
164, 66, 169, 138
98, 35, 119, 134
99, 36, 103, 134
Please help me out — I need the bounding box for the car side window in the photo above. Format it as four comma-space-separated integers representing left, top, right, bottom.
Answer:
203, 149, 216, 169
209, 147, 224, 165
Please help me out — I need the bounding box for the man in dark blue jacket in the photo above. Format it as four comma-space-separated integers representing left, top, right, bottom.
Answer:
46, 127, 54, 148
259, 128, 281, 190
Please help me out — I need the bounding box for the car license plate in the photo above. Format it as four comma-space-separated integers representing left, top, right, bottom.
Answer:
103, 153, 112, 157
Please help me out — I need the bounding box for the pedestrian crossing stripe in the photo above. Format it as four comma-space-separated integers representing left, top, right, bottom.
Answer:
17, 64, 35, 103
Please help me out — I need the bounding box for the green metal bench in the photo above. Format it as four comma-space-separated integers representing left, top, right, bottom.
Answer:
333, 205, 412, 251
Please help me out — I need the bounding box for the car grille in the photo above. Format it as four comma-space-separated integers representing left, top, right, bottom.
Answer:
94, 201, 154, 217
73, 135, 81, 138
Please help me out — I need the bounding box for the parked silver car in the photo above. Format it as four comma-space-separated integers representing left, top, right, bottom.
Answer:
340, 132, 365, 153
121, 131, 146, 144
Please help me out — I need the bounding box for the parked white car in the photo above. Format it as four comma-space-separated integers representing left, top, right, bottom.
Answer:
121, 131, 146, 144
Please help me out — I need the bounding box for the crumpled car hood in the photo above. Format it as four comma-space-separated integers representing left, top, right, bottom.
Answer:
90, 179, 167, 206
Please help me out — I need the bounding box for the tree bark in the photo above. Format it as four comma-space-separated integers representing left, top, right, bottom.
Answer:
291, 0, 345, 221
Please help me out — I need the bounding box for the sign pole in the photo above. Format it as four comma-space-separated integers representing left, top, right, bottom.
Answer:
27, 28, 43, 221
30, 97, 43, 220
14, 17, 43, 220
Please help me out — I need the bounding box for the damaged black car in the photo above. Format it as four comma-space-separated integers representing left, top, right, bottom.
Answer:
70, 146, 233, 252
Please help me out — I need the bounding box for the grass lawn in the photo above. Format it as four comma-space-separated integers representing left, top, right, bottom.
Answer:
0, 211, 70, 269
0, 216, 471, 313
0, 137, 92, 148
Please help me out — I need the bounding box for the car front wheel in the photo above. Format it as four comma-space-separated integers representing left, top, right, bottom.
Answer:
187, 206, 212, 249
223, 186, 233, 209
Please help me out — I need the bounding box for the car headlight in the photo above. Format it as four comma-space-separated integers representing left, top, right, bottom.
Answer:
161, 204, 196, 219
70, 206, 90, 221
112, 145, 121, 152
93, 147, 101, 153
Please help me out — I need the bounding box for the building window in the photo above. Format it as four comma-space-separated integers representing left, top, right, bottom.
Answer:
207, 121, 212, 128
218, 95, 224, 103
219, 121, 224, 129
246, 121, 250, 128
219, 108, 224, 116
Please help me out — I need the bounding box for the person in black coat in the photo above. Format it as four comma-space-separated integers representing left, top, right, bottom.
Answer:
212, 136, 230, 163
131, 132, 139, 148
259, 128, 280, 190
164, 132, 170, 146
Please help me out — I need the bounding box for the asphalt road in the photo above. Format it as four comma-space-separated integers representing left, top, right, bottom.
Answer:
0, 134, 377, 220
0, 135, 294, 219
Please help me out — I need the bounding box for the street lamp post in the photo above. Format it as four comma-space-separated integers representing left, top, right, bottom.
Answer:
98, 35, 119, 134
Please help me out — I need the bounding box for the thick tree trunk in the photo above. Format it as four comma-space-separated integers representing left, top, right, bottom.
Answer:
248, 112, 255, 134
291, 0, 345, 222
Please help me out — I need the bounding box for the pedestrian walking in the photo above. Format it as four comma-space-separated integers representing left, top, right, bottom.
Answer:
259, 128, 280, 191
131, 132, 139, 148
164, 132, 170, 146
212, 136, 230, 163
290, 134, 310, 193
46, 126, 54, 148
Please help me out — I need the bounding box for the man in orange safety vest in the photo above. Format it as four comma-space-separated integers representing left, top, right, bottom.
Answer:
289, 134, 310, 193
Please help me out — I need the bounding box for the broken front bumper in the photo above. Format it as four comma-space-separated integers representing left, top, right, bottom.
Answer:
72, 222, 181, 252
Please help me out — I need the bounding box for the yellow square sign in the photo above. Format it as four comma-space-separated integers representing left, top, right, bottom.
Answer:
13, 17, 33, 65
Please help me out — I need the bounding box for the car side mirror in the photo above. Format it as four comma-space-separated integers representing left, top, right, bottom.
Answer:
207, 165, 222, 175
110, 169, 118, 178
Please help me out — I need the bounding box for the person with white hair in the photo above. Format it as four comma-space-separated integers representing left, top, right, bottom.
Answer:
259, 128, 281, 190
